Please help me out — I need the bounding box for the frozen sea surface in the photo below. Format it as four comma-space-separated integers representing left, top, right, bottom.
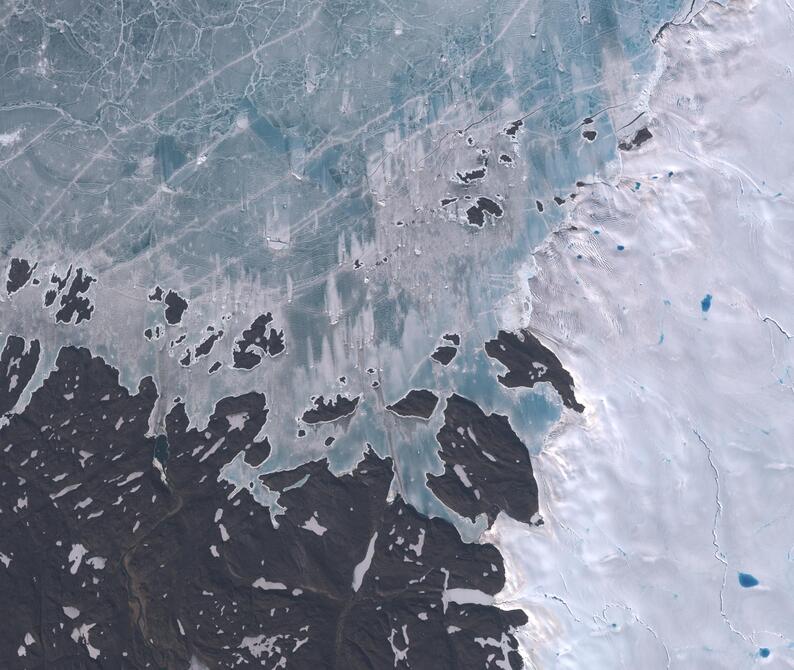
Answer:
2, 0, 789, 667
0, 0, 688, 520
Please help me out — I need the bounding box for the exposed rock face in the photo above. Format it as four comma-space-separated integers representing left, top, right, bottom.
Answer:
0, 347, 528, 669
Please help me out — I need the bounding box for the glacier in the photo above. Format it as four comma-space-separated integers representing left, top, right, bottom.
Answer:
489, 1, 794, 666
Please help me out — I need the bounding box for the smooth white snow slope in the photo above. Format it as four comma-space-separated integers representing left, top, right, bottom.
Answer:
489, 1, 794, 667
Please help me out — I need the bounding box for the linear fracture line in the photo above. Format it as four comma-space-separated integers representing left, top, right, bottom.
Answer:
692, 428, 748, 642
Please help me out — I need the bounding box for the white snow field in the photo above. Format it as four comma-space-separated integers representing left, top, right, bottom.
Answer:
489, 1, 794, 667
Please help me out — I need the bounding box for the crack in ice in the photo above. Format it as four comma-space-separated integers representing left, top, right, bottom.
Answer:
598, 602, 671, 669
692, 428, 749, 642
760, 314, 793, 339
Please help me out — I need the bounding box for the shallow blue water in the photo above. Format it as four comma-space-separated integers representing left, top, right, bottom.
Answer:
738, 572, 759, 588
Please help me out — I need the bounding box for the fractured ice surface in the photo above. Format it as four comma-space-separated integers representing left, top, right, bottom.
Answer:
2, 0, 783, 666
0, 0, 682, 435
